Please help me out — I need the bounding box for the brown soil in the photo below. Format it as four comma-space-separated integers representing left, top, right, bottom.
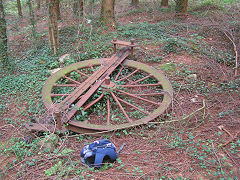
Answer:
1, 1, 239, 179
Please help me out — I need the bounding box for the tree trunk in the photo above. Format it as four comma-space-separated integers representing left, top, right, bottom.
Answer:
101, 0, 115, 26
56, 0, 60, 20
131, 0, 139, 6
17, 0, 23, 17
48, 0, 59, 55
36, 0, 40, 10
27, 0, 37, 39
175, 0, 188, 14
0, 0, 8, 67
73, 0, 83, 17
161, 0, 168, 8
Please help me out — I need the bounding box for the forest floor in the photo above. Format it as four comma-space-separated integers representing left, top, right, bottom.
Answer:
0, 1, 239, 179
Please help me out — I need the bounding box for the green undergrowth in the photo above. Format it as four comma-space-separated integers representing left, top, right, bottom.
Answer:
0, 15, 239, 179
1, 125, 239, 179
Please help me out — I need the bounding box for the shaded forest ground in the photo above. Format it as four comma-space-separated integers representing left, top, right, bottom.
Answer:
0, 0, 239, 179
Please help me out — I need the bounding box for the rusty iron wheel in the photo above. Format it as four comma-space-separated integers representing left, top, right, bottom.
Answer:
42, 58, 173, 133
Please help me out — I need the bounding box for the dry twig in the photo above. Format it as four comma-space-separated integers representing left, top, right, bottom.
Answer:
223, 31, 239, 76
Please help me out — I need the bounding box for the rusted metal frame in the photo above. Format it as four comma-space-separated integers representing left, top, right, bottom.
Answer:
116, 96, 149, 115
131, 74, 152, 84
54, 84, 78, 87
110, 91, 133, 123
66, 48, 130, 117
111, 39, 135, 48
66, 80, 104, 122
58, 66, 107, 110
57, 62, 114, 109
75, 69, 89, 78
117, 69, 139, 82
65, 48, 131, 122
57, 48, 130, 111
107, 99, 110, 125
114, 65, 124, 81
83, 93, 104, 111
50, 94, 71, 97
118, 83, 161, 88
63, 75, 81, 85
42, 58, 173, 133
116, 89, 160, 106
111, 39, 135, 59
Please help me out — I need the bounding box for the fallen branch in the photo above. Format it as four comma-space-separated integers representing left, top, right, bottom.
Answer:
222, 131, 240, 147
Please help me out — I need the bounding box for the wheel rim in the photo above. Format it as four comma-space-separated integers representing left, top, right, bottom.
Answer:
42, 58, 173, 132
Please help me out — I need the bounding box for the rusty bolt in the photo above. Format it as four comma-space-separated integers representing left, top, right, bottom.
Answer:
130, 39, 135, 45
105, 77, 110, 85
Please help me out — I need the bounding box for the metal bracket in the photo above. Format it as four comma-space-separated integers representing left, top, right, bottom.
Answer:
111, 38, 136, 59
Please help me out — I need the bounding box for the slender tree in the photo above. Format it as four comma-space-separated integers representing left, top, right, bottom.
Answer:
73, 0, 84, 17
101, 0, 115, 26
27, 0, 37, 39
161, 0, 168, 8
17, 0, 23, 18
175, 0, 188, 14
48, 0, 59, 54
0, 0, 8, 67
131, 0, 139, 6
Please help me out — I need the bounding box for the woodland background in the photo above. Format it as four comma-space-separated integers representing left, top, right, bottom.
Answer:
0, 0, 239, 179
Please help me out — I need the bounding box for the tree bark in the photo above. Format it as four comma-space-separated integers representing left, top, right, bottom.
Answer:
48, 0, 59, 54
56, 0, 60, 20
131, 0, 139, 6
175, 0, 188, 14
161, 0, 168, 8
27, 0, 37, 39
0, 0, 8, 67
73, 0, 83, 17
17, 0, 23, 17
101, 0, 115, 26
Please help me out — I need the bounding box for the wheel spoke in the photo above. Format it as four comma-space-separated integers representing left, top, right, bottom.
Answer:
116, 89, 160, 106
117, 69, 139, 82
131, 74, 152, 84
110, 91, 133, 123
125, 92, 165, 96
116, 96, 150, 115
75, 69, 89, 78
114, 65, 124, 81
63, 75, 81, 85
83, 93, 104, 111
117, 83, 161, 88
